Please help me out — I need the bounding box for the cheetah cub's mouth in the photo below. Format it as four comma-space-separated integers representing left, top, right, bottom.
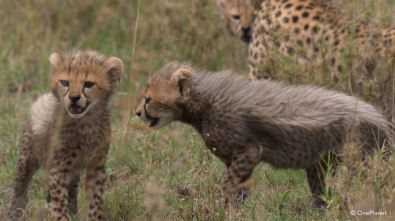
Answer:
68, 103, 89, 115
149, 118, 159, 127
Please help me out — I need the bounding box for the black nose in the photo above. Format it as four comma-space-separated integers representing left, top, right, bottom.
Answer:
69, 94, 81, 103
241, 27, 250, 33
136, 111, 141, 117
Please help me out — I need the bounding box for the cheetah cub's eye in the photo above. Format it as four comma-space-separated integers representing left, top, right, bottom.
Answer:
145, 98, 151, 104
60, 80, 69, 87
232, 15, 241, 20
84, 81, 95, 88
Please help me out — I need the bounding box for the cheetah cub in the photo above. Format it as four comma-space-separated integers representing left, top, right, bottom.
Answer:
136, 61, 393, 208
6, 51, 123, 221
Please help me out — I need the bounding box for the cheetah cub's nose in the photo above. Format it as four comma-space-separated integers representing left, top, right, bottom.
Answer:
136, 111, 141, 117
69, 94, 81, 103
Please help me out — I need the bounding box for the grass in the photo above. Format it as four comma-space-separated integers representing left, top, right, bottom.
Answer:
0, 0, 394, 220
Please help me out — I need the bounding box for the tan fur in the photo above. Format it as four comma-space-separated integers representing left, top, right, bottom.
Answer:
7, 51, 123, 221
137, 61, 394, 208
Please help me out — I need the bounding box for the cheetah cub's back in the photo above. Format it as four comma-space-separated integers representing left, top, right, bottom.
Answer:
6, 51, 123, 221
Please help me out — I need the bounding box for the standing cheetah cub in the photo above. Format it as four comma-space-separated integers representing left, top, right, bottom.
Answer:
6, 51, 123, 221
136, 61, 393, 208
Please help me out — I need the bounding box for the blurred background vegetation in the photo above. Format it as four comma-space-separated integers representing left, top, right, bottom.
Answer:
0, 0, 394, 220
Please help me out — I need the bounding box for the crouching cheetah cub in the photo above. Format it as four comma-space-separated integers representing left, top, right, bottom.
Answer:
136, 61, 393, 208
6, 51, 123, 221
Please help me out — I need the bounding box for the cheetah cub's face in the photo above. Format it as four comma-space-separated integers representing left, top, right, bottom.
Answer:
49, 51, 123, 118
217, 0, 257, 43
136, 68, 193, 129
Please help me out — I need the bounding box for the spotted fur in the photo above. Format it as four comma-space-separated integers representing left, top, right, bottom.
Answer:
6, 51, 123, 221
136, 61, 393, 208
218, 0, 395, 118
249, 0, 394, 81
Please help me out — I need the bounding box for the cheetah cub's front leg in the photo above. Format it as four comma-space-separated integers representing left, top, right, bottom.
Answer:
221, 146, 262, 208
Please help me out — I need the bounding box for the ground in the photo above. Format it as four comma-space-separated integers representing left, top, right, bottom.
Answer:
0, 0, 394, 220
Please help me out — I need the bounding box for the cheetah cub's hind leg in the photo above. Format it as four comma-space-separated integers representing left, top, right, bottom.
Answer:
305, 152, 340, 209
7, 137, 40, 220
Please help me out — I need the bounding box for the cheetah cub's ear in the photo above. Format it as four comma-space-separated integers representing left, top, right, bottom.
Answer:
171, 68, 194, 96
103, 57, 124, 87
49, 52, 62, 75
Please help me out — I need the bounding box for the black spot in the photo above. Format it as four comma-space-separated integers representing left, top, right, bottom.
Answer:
60, 169, 69, 174
331, 58, 335, 65
337, 65, 343, 72
287, 47, 294, 55
294, 28, 300, 34
285, 3, 293, 8
98, 215, 102, 219
90, 204, 95, 209
67, 161, 72, 165
296, 5, 303, 10
292, 16, 299, 23
275, 11, 282, 17
283, 17, 289, 23
313, 16, 321, 21
334, 40, 339, 46
304, 24, 309, 30
71, 152, 77, 158
275, 42, 281, 47
302, 12, 309, 18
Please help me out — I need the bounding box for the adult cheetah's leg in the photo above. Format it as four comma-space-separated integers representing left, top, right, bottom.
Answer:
222, 145, 262, 208
84, 144, 109, 221
6, 137, 39, 220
